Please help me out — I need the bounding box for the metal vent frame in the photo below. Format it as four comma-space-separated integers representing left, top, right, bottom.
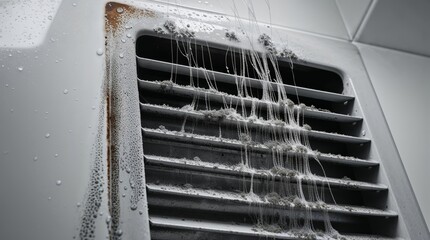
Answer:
104, 1, 429, 239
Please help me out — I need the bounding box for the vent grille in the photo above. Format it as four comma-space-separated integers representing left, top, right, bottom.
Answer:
136, 35, 398, 239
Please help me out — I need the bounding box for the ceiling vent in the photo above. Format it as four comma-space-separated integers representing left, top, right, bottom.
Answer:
136, 35, 397, 239
103, 2, 429, 240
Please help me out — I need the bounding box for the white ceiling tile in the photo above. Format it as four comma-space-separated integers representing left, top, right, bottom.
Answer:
356, 0, 430, 57
335, 0, 372, 39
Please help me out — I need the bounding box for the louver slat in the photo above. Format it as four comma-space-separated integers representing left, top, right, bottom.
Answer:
144, 155, 387, 191
146, 184, 397, 218
141, 128, 378, 167
136, 57, 354, 102
140, 103, 370, 144
138, 79, 362, 123
149, 216, 400, 240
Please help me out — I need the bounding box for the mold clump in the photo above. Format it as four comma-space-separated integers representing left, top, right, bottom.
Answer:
302, 124, 312, 131
294, 144, 308, 153
225, 31, 239, 42
280, 98, 295, 109
239, 133, 253, 145
159, 20, 195, 38
265, 192, 283, 205
279, 47, 298, 60
252, 222, 283, 233
153, 26, 165, 35
270, 166, 299, 178
200, 108, 243, 122
258, 33, 277, 54
264, 140, 293, 152
258, 33, 298, 60
159, 80, 173, 91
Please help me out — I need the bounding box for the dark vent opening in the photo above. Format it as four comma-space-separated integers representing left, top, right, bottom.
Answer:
136, 35, 344, 94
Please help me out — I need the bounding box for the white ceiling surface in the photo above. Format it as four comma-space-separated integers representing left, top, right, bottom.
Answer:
156, 0, 351, 39
355, 0, 430, 57
335, 0, 372, 39
357, 43, 430, 229
0, 0, 62, 48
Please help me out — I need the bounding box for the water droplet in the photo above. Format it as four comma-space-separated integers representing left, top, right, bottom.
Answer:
124, 186, 127, 190
116, 7, 124, 13
115, 229, 123, 236
63, 89, 69, 94
122, 193, 126, 198
18, 66, 23, 71
139, 210, 143, 215
56, 180, 62, 186
48, 15, 53, 20
77, 202, 81, 207
54, 154, 59, 157
99, 211, 103, 216
119, 53, 124, 58
361, 130, 366, 136
10, 109, 14, 113
5, 84, 8, 87
92, 106, 96, 110
8, 53, 12, 57
121, 39, 126, 43
48, 196, 52, 200
96, 48, 104, 56
45, 133, 50, 138
72, 3, 77, 7
126, 33, 131, 38
33, 156, 38, 161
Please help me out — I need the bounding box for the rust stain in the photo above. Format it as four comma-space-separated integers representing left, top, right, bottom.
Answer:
105, 2, 156, 34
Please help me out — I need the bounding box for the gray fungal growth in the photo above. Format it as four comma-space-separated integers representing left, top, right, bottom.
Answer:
163, 20, 176, 33
303, 124, 312, 131
253, 222, 283, 233
270, 166, 299, 178
160, 20, 195, 38
153, 26, 165, 34
258, 33, 299, 59
295, 144, 308, 153
159, 80, 173, 91
264, 141, 293, 152
279, 47, 298, 60
239, 133, 252, 145
225, 31, 239, 42
265, 192, 282, 204
258, 33, 277, 54
200, 108, 242, 122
